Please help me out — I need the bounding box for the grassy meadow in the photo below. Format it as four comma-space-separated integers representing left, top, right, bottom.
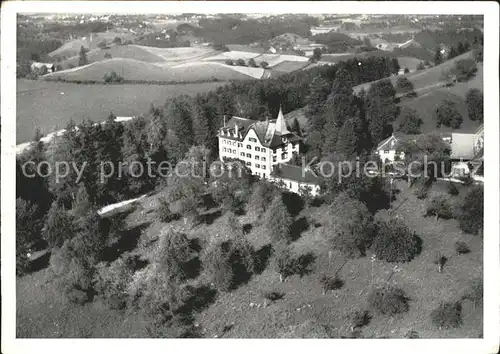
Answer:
16, 79, 224, 144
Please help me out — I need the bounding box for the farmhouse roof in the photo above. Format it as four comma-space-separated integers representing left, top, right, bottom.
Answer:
450, 133, 477, 160
272, 163, 320, 185
376, 133, 417, 151
31, 62, 55, 69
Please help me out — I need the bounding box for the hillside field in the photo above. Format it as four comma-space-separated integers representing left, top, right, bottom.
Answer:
353, 51, 477, 95
49, 31, 137, 59
59, 45, 170, 68
44, 58, 259, 84
16, 79, 223, 144
17, 179, 482, 338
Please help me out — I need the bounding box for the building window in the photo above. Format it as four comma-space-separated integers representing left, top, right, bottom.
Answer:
261, 148, 266, 153
240, 152, 245, 157
255, 156, 260, 160
281, 153, 288, 160
246, 153, 251, 158
263, 173, 266, 178
238, 143, 242, 147
233, 149, 236, 154
246, 161, 251, 166
255, 146, 260, 152
283, 145, 288, 151
232, 141, 236, 146
273, 156, 277, 162
384, 150, 390, 154
249, 138, 257, 143
246, 145, 251, 149
261, 157, 266, 162
261, 165, 266, 170
256, 164, 260, 168
223, 147, 227, 152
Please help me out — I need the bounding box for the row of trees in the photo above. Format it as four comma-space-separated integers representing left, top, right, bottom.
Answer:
225, 58, 269, 69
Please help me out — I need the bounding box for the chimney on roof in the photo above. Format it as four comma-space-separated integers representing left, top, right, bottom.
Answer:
223, 115, 226, 127
234, 124, 239, 137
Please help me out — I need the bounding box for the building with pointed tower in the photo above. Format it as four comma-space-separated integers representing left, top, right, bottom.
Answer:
217, 107, 321, 196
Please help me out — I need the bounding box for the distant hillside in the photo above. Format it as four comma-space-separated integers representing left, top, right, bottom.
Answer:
397, 90, 481, 135
352, 51, 476, 94
44, 58, 258, 83
59, 45, 218, 69
49, 31, 136, 59
59, 45, 167, 68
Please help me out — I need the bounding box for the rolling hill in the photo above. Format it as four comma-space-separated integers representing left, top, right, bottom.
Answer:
352, 51, 476, 95
49, 31, 136, 59
44, 58, 259, 83
59, 45, 219, 70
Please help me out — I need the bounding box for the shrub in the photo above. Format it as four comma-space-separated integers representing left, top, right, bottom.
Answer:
94, 256, 135, 309
136, 269, 189, 325
435, 100, 463, 129
414, 184, 429, 199
155, 229, 194, 281
50, 240, 94, 304
372, 219, 418, 263
319, 274, 344, 294
68, 63, 75, 69
206, 247, 233, 291
104, 52, 112, 59
462, 277, 483, 309
236, 58, 245, 66
367, 284, 410, 315
460, 175, 474, 186
112, 36, 122, 45
16, 198, 43, 248
426, 195, 453, 220
265, 194, 292, 244
327, 193, 374, 258
16, 241, 30, 276
224, 59, 233, 65
447, 182, 459, 195
248, 58, 257, 67
97, 40, 108, 49
405, 330, 420, 338
456, 186, 483, 235
454, 241, 470, 255
260, 61, 269, 69
465, 88, 483, 122
157, 198, 175, 223
43, 202, 77, 248
247, 181, 277, 217
272, 243, 297, 282
404, 67, 410, 74
344, 307, 370, 332
103, 71, 124, 83
430, 301, 462, 329
395, 77, 414, 94
416, 62, 425, 71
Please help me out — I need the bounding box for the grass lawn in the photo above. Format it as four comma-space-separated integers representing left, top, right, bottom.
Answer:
17, 179, 482, 338
16, 79, 224, 144
397, 90, 482, 134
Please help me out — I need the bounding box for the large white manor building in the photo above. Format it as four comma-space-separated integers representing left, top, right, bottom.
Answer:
217, 108, 321, 196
